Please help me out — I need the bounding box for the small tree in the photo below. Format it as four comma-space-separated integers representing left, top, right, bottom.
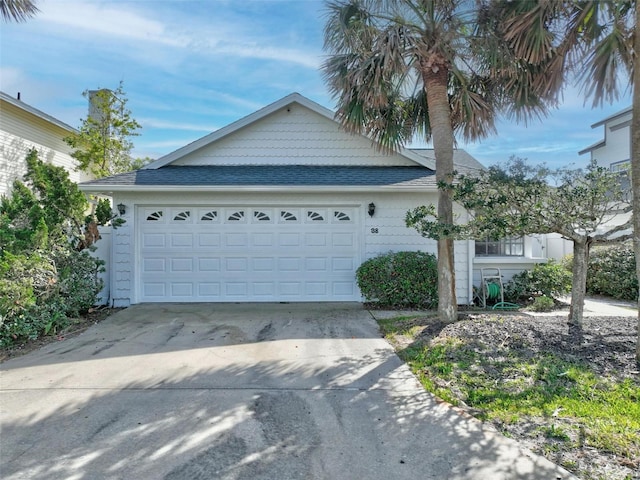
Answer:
65, 81, 143, 178
1, 149, 113, 252
407, 157, 632, 326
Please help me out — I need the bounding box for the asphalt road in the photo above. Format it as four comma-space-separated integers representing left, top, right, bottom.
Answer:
0, 303, 574, 479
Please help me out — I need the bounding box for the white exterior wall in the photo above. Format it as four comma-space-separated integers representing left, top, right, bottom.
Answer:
0, 100, 89, 197
109, 190, 471, 306
173, 104, 417, 167
588, 110, 631, 170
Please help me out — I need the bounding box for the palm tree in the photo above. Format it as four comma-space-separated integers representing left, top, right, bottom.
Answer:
322, 0, 559, 323
491, 0, 638, 359
0, 0, 38, 22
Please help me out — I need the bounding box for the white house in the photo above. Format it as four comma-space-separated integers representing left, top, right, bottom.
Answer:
579, 106, 632, 172
80, 93, 549, 307
0, 91, 92, 196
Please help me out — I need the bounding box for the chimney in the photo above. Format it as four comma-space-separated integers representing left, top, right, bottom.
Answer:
17, 92, 21, 101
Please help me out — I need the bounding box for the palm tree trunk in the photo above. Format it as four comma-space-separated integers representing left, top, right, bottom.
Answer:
632, 0, 640, 365
421, 62, 457, 323
568, 239, 590, 327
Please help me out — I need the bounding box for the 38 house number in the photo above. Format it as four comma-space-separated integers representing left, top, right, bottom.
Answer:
370, 227, 379, 234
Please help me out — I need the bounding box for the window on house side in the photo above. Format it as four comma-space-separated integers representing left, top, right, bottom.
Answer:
475, 237, 524, 256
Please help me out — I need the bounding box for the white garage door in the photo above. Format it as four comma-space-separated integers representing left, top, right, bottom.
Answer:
137, 206, 360, 302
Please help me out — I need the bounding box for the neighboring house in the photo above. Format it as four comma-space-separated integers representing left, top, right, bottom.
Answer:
0, 91, 91, 196
0, 91, 110, 303
80, 93, 548, 307
579, 106, 631, 172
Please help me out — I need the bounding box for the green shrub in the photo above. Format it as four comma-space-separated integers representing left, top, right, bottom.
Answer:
357, 251, 438, 308
504, 261, 572, 302
0, 248, 103, 347
529, 295, 555, 312
585, 243, 637, 301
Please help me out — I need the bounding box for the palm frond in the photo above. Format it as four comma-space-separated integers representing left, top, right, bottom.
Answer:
0, 0, 38, 22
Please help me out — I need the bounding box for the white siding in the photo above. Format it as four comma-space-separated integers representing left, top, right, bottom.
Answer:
110, 191, 471, 306
589, 111, 631, 170
172, 104, 418, 167
0, 100, 89, 196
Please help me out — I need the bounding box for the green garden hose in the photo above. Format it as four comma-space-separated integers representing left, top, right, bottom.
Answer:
486, 282, 501, 300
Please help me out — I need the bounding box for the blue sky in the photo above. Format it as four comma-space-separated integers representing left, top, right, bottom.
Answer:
0, 0, 632, 169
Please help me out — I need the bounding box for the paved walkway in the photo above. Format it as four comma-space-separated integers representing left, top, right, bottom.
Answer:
554, 296, 636, 317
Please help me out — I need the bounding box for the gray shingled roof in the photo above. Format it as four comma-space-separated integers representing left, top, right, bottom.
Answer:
80, 165, 437, 189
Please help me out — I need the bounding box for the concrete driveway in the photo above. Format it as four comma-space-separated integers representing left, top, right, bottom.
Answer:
0, 303, 573, 480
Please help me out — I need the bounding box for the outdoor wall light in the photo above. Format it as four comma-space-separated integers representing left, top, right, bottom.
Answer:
117, 203, 126, 216
368, 202, 376, 217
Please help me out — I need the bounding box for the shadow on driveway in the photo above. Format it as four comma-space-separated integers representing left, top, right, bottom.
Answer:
0, 303, 573, 479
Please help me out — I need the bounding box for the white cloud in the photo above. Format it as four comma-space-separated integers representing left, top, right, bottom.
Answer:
39, 1, 186, 47
139, 118, 219, 132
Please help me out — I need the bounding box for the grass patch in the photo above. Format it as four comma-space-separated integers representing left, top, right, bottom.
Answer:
378, 314, 640, 480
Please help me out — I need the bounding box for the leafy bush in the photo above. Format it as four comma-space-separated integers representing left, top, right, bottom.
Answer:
585, 243, 637, 301
0, 249, 103, 347
356, 251, 438, 308
504, 261, 572, 302
529, 295, 555, 312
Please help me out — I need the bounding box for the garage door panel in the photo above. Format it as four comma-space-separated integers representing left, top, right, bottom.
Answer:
306, 257, 327, 271
198, 258, 221, 272
305, 233, 327, 246
226, 258, 248, 272
170, 233, 193, 248
253, 257, 275, 271
252, 233, 274, 247
226, 282, 248, 296
278, 257, 301, 271
171, 283, 193, 296
305, 282, 327, 295
279, 233, 300, 246
332, 257, 354, 271
332, 232, 354, 247
333, 282, 355, 296
143, 283, 166, 298
139, 205, 360, 302
143, 233, 166, 248
225, 233, 248, 247
279, 282, 302, 296
143, 258, 166, 272
198, 283, 220, 297
170, 258, 193, 272
253, 282, 275, 296
198, 233, 220, 247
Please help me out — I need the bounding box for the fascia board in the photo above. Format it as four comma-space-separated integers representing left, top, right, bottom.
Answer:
78, 184, 437, 194
0, 91, 77, 133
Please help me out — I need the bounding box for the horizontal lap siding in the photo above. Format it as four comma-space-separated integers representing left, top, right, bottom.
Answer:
0, 102, 88, 196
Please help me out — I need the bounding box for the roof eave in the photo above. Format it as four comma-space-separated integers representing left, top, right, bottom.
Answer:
78, 184, 436, 194
578, 140, 606, 155
0, 91, 77, 133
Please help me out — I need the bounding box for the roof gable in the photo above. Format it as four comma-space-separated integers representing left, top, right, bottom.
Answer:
144, 93, 434, 170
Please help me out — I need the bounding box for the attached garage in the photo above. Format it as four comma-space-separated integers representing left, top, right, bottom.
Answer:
138, 205, 360, 302
81, 93, 483, 306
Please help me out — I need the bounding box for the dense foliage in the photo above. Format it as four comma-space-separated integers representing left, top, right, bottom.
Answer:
356, 251, 438, 308
0, 150, 105, 347
0, 249, 103, 345
504, 261, 572, 303
585, 243, 637, 301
